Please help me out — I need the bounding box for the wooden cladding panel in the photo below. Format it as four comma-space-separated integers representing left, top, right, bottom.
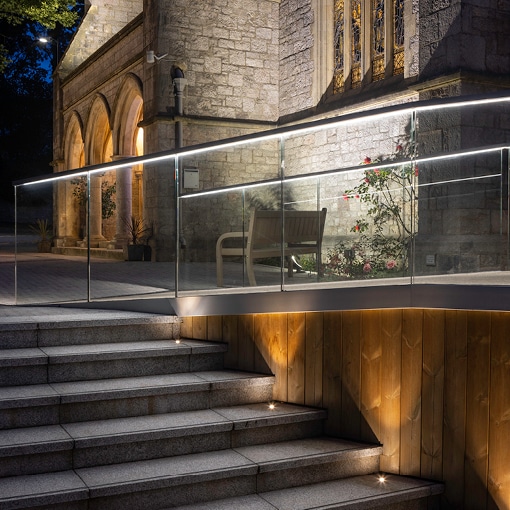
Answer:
288, 313, 306, 405
421, 310, 445, 480
340, 311, 362, 439
400, 309, 423, 477
186, 309, 510, 510
379, 309, 402, 473
443, 311, 467, 509
323, 312, 343, 436
465, 312, 491, 510
488, 313, 510, 510
360, 310, 382, 445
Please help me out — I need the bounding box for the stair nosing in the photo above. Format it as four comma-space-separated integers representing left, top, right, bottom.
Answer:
0, 404, 326, 454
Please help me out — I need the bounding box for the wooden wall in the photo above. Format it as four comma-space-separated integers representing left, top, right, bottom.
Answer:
181, 309, 510, 510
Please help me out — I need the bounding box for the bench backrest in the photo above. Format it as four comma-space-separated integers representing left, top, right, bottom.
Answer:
248, 208, 327, 249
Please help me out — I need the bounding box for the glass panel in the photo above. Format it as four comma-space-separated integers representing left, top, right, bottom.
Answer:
318, 161, 414, 283
351, 0, 362, 88
0, 197, 15, 305
15, 177, 89, 304
393, 0, 404, 75
87, 164, 174, 301
413, 151, 505, 283
372, 0, 385, 81
178, 139, 282, 293
334, 0, 345, 93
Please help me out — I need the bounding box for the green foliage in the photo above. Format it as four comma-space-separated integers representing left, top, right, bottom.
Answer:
29, 218, 51, 240
123, 216, 151, 246
71, 176, 117, 220
0, 0, 77, 27
0, 0, 78, 73
326, 139, 417, 279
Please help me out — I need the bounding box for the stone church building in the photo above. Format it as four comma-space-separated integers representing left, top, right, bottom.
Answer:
52, 0, 510, 264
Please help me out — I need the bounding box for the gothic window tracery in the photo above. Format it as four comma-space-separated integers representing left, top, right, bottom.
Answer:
334, 0, 345, 93
333, 0, 404, 92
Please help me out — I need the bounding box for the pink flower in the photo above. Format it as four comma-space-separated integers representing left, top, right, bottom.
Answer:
363, 262, 372, 273
374, 169, 380, 174
364, 156, 371, 164
355, 224, 360, 231
386, 260, 396, 270
343, 194, 349, 201
355, 194, 360, 199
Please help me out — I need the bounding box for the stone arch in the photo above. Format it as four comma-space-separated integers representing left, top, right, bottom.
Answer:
112, 73, 143, 156
84, 94, 112, 165
55, 112, 85, 246
111, 74, 144, 246
83, 94, 113, 245
64, 112, 85, 170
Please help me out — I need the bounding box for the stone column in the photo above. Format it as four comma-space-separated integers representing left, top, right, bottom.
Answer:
111, 156, 133, 248
87, 174, 105, 247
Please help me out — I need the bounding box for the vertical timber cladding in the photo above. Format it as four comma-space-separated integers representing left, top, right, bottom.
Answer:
181, 308, 510, 509
144, 0, 280, 262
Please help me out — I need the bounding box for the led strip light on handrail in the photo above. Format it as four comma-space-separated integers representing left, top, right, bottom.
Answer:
13, 92, 510, 188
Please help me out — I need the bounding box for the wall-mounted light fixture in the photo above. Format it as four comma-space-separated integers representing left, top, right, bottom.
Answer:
146, 50, 169, 64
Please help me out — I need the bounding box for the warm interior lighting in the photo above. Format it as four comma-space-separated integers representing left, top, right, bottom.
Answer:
175, 339, 181, 344
378, 474, 387, 483
268, 402, 276, 410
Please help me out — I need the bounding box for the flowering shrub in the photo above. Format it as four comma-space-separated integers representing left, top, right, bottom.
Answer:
326, 139, 417, 279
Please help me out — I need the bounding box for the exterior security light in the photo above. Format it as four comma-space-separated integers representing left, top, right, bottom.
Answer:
146, 50, 169, 64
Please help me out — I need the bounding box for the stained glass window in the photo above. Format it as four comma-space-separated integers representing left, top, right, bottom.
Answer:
332, 0, 404, 94
351, 0, 362, 88
372, 0, 385, 81
334, 0, 345, 93
393, 0, 404, 74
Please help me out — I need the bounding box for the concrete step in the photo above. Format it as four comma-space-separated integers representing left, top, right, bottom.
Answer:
0, 370, 275, 429
0, 437, 384, 510
0, 403, 327, 476
0, 339, 227, 385
168, 475, 444, 510
0, 314, 179, 349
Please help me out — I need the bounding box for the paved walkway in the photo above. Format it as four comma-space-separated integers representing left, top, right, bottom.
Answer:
3, 231, 510, 321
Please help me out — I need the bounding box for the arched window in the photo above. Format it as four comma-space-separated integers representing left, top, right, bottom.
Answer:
334, 0, 404, 93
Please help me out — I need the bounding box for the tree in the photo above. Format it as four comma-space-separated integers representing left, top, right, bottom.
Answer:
0, 0, 78, 72
0, 1, 83, 206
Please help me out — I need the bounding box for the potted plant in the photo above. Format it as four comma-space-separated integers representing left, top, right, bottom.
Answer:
29, 219, 52, 253
142, 221, 154, 262
124, 216, 148, 261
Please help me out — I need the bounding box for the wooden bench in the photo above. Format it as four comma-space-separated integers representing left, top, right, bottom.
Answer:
216, 208, 327, 286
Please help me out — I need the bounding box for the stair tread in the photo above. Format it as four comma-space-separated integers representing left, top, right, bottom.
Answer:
0, 370, 274, 407
0, 403, 326, 453
234, 437, 381, 471
0, 438, 380, 501
76, 437, 378, 491
0, 339, 226, 365
169, 475, 444, 510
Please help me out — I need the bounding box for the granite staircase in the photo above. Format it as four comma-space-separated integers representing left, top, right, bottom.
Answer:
0, 311, 443, 510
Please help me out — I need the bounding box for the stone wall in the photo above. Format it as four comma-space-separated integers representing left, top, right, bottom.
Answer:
279, 0, 315, 118
419, 0, 510, 79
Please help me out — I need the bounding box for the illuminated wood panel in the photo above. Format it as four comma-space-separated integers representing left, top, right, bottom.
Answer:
185, 309, 510, 510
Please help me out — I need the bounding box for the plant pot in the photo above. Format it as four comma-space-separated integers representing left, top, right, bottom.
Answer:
37, 240, 52, 253
143, 245, 152, 262
127, 244, 144, 261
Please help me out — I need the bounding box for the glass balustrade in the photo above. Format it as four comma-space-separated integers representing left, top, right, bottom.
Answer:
9, 95, 510, 305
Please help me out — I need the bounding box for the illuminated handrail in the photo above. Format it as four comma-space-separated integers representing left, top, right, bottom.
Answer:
11, 92, 510, 305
